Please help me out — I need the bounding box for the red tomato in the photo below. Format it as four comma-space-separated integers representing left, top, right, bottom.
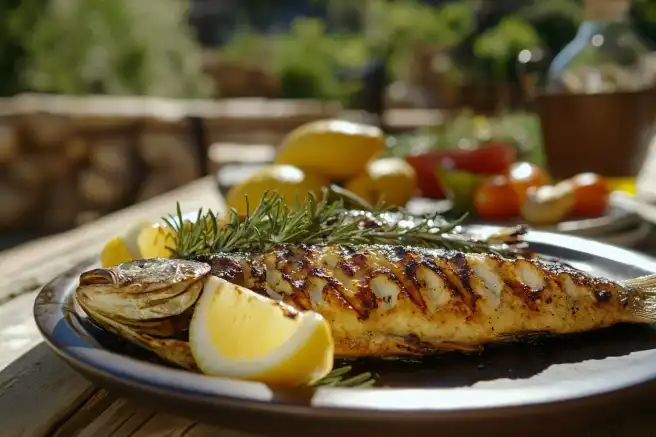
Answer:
508, 162, 550, 203
570, 173, 609, 216
473, 175, 521, 220
405, 154, 447, 198
405, 144, 517, 199
437, 144, 517, 174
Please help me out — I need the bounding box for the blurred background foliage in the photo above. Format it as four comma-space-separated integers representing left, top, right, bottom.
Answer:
1, 0, 213, 97
0, 0, 655, 101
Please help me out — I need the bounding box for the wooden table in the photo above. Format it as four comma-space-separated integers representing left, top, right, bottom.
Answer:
1, 176, 656, 437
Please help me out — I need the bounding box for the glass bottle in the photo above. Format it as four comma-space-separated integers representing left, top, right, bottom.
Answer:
545, 0, 656, 94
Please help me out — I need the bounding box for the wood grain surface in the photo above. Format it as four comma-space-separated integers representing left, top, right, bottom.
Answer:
1, 175, 656, 436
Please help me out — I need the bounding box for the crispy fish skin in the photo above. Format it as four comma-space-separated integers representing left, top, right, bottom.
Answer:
194, 244, 654, 358
76, 258, 211, 342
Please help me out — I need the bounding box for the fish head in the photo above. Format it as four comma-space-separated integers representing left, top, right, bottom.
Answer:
82, 301, 198, 370
76, 258, 211, 336
79, 258, 210, 292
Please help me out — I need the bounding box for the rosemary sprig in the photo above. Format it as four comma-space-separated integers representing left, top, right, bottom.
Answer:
162, 186, 523, 259
311, 365, 377, 388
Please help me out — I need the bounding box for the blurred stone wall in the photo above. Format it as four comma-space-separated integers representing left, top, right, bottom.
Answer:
0, 94, 342, 232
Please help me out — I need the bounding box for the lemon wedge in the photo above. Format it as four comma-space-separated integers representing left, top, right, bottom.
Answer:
99, 221, 152, 268
137, 224, 176, 259
189, 276, 334, 387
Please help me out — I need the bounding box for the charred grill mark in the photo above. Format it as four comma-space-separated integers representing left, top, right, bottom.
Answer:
322, 282, 358, 313
404, 261, 422, 289
620, 294, 629, 307
309, 268, 329, 279
248, 259, 266, 283
503, 278, 542, 311
594, 289, 612, 303
356, 282, 378, 311
337, 261, 357, 277
402, 259, 428, 311
432, 256, 476, 315
373, 249, 426, 311
351, 253, 368, 268
281, 272, 306, 293
207, 258, 244, 284
450, 253, 473, 294
309, 268, 365, 317
289, 291, 312, 311
419, 255, 460, 296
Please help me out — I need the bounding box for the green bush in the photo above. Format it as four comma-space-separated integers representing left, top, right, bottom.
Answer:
17, 0, 213, 97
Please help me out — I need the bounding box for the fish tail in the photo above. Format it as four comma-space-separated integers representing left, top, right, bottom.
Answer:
621, 274, 656, 322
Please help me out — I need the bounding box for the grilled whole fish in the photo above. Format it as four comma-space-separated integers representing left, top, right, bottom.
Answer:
77, 245, 656, 368
195, 245, 656, 357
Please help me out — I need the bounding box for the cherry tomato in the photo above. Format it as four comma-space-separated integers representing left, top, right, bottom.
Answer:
570, 173, 609, 216
508, 162, 550, 203
473, 175, 521, 220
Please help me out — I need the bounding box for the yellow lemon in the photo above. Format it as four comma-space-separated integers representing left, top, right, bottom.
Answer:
226, 164, 330, 215
343, 173, 377, 206
189, 276, 334, 387
99, 221, 152, 268
606, 177, 636, 195
345, 157, 418, 207
137, 224, 176, 259
275, 119, 385, 181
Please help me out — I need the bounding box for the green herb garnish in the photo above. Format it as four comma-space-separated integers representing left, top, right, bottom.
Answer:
312, 365, 377, 388
162, 186, 523, 259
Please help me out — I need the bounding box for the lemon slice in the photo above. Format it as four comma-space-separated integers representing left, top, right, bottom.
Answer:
100, 221, 152, 268
189, 276, 334, 387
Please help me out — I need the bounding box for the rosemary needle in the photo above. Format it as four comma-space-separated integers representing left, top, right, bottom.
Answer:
311, 366, 377, 388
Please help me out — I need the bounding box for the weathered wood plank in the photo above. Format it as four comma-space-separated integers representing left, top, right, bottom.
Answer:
0, 343, 96, 437
0, 290, 42, 370
51, 390, 120, 437
50, 385, 260, 437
